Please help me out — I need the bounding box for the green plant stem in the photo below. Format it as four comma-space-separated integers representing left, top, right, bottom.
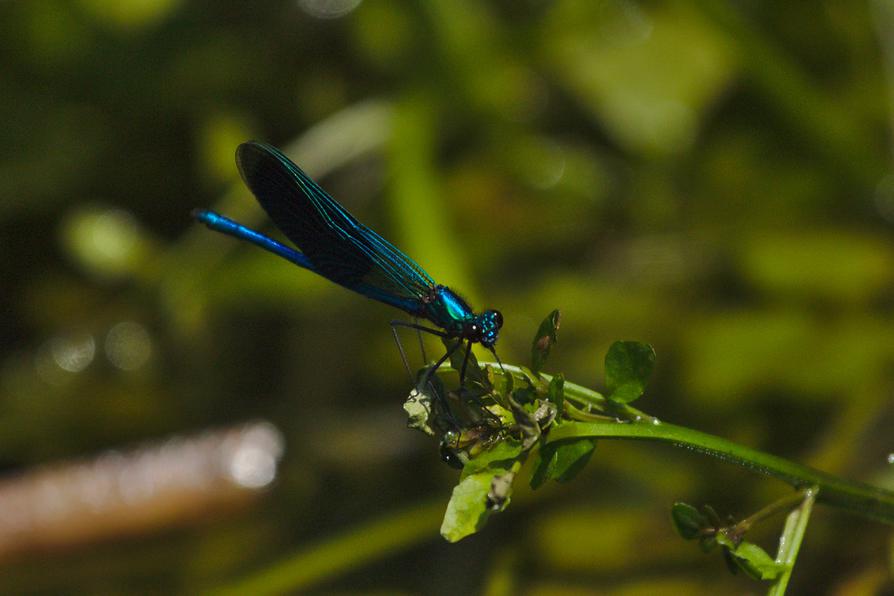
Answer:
768, 487, 818, 596
548, 420, 894, 525
563, 401, 616, 422
731, 489, 814, 538
483, 365, 894, 526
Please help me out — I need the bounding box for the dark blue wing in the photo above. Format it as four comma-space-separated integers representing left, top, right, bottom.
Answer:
235, 141, 437, 315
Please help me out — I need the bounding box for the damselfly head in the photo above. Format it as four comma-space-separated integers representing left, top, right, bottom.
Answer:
478, 309, 503, 348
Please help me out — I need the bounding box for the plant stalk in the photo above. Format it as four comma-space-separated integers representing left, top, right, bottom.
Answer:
486, 364, 894, 526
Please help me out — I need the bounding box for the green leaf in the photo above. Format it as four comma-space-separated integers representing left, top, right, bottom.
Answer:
725, 540, 785, 581
442, 440, 526, 542
440, 470, 496, 542
531, 309, 561, 375
461, 439, 524, 479
605, 340, 656, 404
671, 502, 708, 540
530, 438, 597, 489
442, 459, 522, 542
547, 373, 565, 417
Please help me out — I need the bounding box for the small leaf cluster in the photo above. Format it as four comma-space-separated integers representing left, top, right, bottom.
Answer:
671, 502, 785, 581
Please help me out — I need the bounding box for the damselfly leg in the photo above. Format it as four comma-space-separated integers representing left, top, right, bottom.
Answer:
390, 320, 459, 427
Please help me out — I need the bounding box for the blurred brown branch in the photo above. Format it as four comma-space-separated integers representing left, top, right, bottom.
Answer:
0, 421, 283, 560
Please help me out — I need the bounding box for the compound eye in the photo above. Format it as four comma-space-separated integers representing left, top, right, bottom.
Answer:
493, 310, 503, 328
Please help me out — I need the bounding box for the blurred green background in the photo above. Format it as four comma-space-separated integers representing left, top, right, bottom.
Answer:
2, 0, 894, 593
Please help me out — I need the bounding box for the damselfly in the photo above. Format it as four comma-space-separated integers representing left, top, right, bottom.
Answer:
193, 142, 503, 400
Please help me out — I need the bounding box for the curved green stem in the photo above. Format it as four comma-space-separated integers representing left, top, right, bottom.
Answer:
732, 489, 810, 537
548, 420, 894, 525
485, 363, 894, 526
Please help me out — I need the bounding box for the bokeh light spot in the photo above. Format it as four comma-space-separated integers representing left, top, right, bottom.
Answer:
63, 208, 144, 280
51, 333, 95, 373
226, 423, 284, 489
105, 321, 152, 371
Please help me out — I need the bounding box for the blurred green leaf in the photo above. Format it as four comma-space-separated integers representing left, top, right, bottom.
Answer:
531, 309, 560, 375
682, 310, 894, 405
389, 95, 471, 296
545, 0, 734, 155
605, 341, 656, 404
424, 0, 533, 119
353, 2, 415, 72
532, 507, 691, 573
77, 0, 180, 31
739, 231, 894, 304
